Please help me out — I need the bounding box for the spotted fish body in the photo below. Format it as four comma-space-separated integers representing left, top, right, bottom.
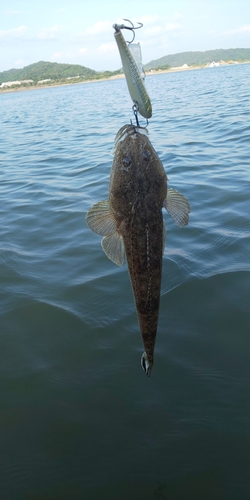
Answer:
86, 125, 190, 376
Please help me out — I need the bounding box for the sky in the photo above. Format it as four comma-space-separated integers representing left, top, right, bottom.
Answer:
1, 0, 250, 72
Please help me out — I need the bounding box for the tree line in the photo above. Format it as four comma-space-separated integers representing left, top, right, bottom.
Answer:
0, 61, 121, 84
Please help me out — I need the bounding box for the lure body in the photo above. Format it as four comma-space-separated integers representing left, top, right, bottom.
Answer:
113, 26, 152, 119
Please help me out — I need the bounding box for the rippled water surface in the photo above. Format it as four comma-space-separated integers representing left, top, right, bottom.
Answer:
1, 65, 250, 499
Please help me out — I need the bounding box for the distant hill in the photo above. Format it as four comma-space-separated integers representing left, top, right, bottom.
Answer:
1, 48, 250, 88
144, 48, 250, 69
0, 61, 97, 84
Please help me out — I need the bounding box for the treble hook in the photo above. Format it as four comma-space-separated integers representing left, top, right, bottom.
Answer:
113, 19, 143, 44
131, 103, 148, 128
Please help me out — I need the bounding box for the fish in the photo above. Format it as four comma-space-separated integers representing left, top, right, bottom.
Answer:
113, 25, 152, 119
86, 124, 190, 376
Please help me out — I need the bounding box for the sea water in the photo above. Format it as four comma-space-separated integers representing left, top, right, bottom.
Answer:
0, 64, 250, 499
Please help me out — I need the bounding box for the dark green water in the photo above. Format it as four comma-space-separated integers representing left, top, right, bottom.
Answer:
1, 65, 250, 499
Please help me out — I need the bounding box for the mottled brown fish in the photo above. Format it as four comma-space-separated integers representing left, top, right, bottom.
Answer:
86, 124, 190, 376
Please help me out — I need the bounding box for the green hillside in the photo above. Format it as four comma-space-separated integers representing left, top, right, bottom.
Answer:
144, 48, 250, 69
0, 61, 97, 84
1, 48, 250, 88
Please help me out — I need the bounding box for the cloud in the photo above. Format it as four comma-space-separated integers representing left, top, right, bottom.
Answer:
165, 23, 182, 32
98, 42, 116, 54
87, 21, 111, 35
5, 10, 21, 16
140, 15, 161, 25
51, 52, 64, 61
51, 51, 75, 62
145, 26, 163, 36
38, 25, 61, 40
114, 15, 180, 47
225, 25, 250, 35
50, 50, 88, 64
141, 18, 182, 43
14, 58, 27, 67
173, 12, 183, 21
240, 25, 250, 32
0, 25, 27, 40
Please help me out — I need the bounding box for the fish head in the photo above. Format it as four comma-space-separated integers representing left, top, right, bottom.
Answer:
112, 124, 148, 155
141, 352, 153, 377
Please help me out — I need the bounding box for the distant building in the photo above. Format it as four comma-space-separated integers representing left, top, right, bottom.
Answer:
0, 81, 21, 88
208, 61, 220, 67
0, 80, 33, 88
37, 79, 52, 84
21, 80, 34, 84
208, 61, 220, 68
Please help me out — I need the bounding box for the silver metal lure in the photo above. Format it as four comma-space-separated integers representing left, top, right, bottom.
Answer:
113, 23, 152, 119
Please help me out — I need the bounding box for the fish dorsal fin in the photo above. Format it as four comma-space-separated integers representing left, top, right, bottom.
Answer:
164, 188, 190, 227
85, 200, 117, 236
102, 231, 125, 267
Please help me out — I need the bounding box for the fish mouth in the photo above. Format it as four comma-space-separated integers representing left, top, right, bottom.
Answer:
141, 352, 152, 377
112, 124, 148, 155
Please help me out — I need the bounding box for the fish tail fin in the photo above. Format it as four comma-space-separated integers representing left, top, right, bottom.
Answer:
141, 352, 153, 377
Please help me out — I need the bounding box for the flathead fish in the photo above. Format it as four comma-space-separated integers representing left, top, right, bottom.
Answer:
113, 25, 152, 119
86, 124, 190, 376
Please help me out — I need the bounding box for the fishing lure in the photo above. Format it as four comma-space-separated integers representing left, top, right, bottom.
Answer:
113, 21, 152, 120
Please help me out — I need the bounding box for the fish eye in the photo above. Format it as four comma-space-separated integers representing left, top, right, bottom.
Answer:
143, 150, 150, 161
122, 156, 131, 166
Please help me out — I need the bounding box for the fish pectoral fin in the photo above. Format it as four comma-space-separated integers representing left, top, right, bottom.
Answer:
85, 200, 117, 236
163, 188, 191, 227
102, 231, 125, 267
86, 201, 124, 266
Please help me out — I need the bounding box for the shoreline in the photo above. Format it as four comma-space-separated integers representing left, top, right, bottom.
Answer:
1, 61, 249, 95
